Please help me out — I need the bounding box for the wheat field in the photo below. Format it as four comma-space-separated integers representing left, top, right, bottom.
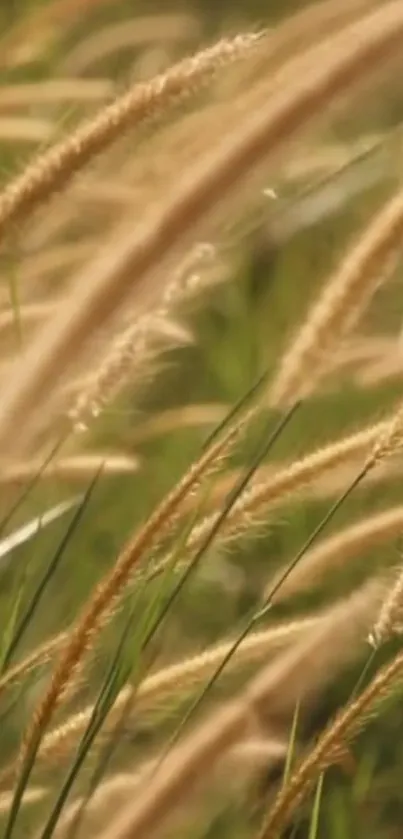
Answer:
1, 1, 403, 838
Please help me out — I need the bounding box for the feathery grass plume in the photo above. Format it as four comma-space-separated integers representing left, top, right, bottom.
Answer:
0, 389, 257, 742
0, 453, 140, 485
291, 455, 403, 502
190, 424, 401, 517
0, 397, 286, 792
16, 240, 97, 289
0, 32, 263, 243
368, 401, 403, 467
265, 505, 403, 603
269, 188, 403, 407
1, 0, 116, 67
0, 632, 67, 703
67, 315, 191, 433
254, 0, 380, 71
15, 402, 256, 788
0, 117, 55, 143
130, 404, 228, 443
355, 349, 403, 388
163, 419, 388, 564
0, 302, 56, 335
333, 335, 396, 366
0, 787, 48, 813
226, 0, 381, 107
92, 581, 379, 839
26, 616, 320, 773
68, 243, 216, 433
4, 0, 370, 228
258, 396, 403, 622
52, 739, 287, 839
0, 80, 113, 108
229, 738, 289, 767
324, 335, 399, 384
260, 643, 403, 839
0, 2, 402, 458
61, 14, 199, 74
368, 564, 403, 648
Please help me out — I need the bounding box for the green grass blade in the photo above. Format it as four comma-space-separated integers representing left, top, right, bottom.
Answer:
2, 470, 104, 839
63, 486, 218, 839
200, 365, 269, 452
146, 405, 301, 767
143, 400, 301, 649
257, 460, 371, 621
155, 442, 371, 771
0, 578, 25, 673
3, 468, 102, 669
0, 431, 68, 541
308, 773, 324, 839
38, 600, 141, 839
282, 699, 301, 787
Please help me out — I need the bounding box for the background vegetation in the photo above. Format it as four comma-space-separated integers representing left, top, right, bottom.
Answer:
0, 1, 403, 838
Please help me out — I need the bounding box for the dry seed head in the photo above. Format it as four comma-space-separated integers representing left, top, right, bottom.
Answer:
0, 32, 264, 242
69, 243, 216, 433
265, 505, 403, 604
17, 405, 253, 781
52, 738, 286, 839
0, 631, 67, 704
0, 786, 48, 813
270, 191, 403, 408
30, 616, 318, 772
94, 581, 379, 839
261, 640, 403, 839
1, 3, 403, 459
168, 419, 389, 564
68, 316, 187, 433
367, 401, 403, 468
60, 14, 200, 75
368, 565, 403, 648
355, 351, 403, 389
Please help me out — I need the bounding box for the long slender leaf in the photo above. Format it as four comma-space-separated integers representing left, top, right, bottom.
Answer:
3, 467, 103, 669
38, 595, 143, 839
0, 433, 68, 542
143, 400, 301, 650
282, 699, 301, 788
308, 773, 324, 839
0, 498, 79, 566
2, 470, 104, 839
